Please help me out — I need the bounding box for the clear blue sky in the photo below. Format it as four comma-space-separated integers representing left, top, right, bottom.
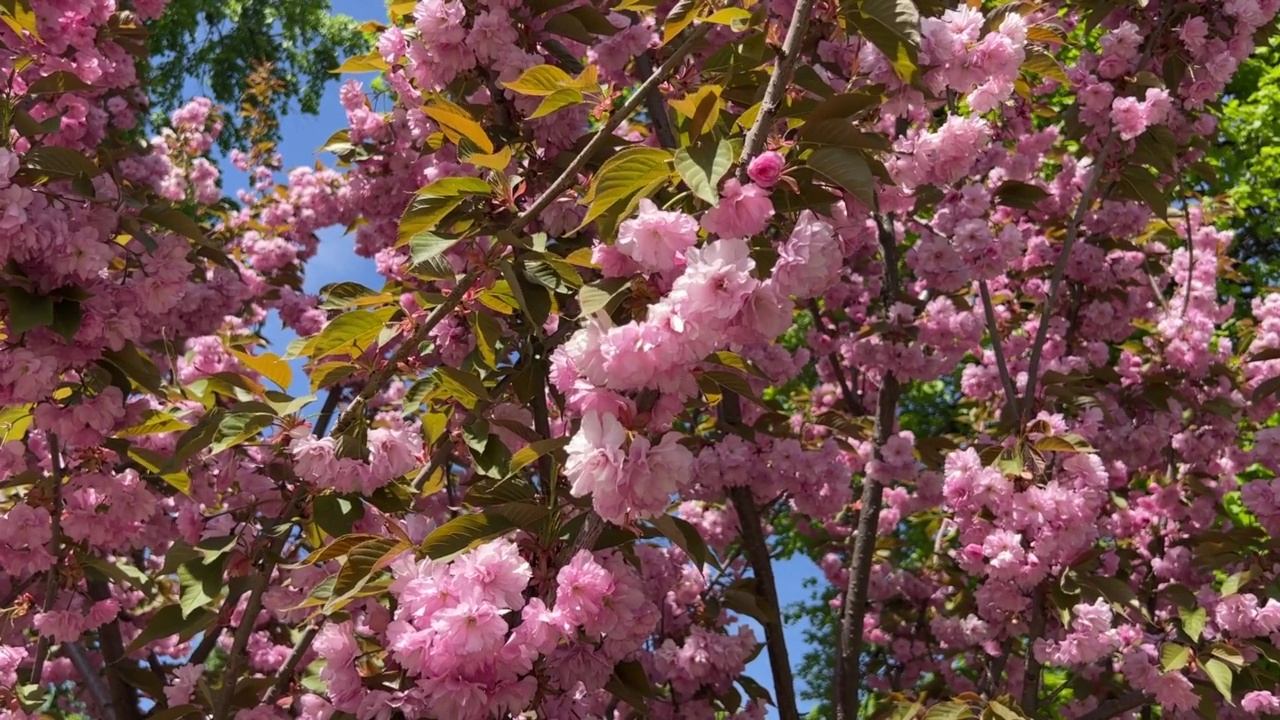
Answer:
197, 1, 826, 713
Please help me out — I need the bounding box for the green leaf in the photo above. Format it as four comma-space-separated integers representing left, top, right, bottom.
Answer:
210, 412, 275, 453
1203, 658, 1233, 704
100, 342, 164, 394
1033, 434, 1095, 454
325, 536, 410, 613
319, 282, 383, 310
139, 204, 207, 244
313, 494, 366, 538
1117, 166, 1168, 218
435, 366, 491, 409
577, 277, 630, 317
1161, 643, 1191, 672
424, 102, 494, 153
3, 286, 53, 335
841, 0, 921, 83
529, 88, 586, 119
178, 556, 225, 618
798, 120, 892, 152
230, 349, 292, 390
674, 136, 736, 204
465, 475, 537, 506
410, 232, 463, 265
994, 180, 1051, 210
470, 312, 503, 369
26, 71, 93, 94
298, 533, 384, 567
581, 147, 672, 227
649, 514, 719, 570
509, 437, 571, 475
503, 64, 575, 95
125, 605, 215, 654
986, 700, 1024, 720
308, 310, 386, 360
1210, 643, 1245, 669
421, 512, 517, 559
807, 146, 877, 210
22, 145, 100, 177
605, 659, 657, 711
165, 410, 223, 472
663, 0, 703, 43
1022, 47, 1068, 83
805, 90, 885, 125
923, 701, 975, 720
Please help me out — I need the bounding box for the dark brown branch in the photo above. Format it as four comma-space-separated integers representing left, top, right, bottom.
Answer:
64, 642, 114, 720
87, 579, 142, 720
978, 280, 1021, 421
1020, 585, 1047, 714
735, 0, 818, 178
837, 213, 902, 720
211, 493, 304, 720
261, 619, 322, 706
634, 51, 677, 150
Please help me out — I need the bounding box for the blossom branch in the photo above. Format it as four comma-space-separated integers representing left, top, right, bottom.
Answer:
634, 51, 678, 150
1021, 7, 1171, 420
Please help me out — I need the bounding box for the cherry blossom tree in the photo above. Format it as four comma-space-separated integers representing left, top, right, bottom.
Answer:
3, 0, 1280, 719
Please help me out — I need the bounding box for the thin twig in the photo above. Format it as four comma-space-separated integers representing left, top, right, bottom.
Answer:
261, 619, 322, 706
29, 434, 65, 685
736, 0, 818, 178
189, 585, 246, 666
809, 300, 865, 415
978, 280, 1021, 420
1075, 691, 1147, 720
1019, 134, 1117, 420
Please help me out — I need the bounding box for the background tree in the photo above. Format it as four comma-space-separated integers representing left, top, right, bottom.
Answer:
142, 0, 368, 149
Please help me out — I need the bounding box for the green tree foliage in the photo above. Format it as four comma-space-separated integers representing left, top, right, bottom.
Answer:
1217, 36, 1280, 296
143, 0, 368, 149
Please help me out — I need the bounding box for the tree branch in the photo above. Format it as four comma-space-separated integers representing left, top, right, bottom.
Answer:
211, 493, 304, 720
728, 481, 801, 720
837, 213, 901, 720
735, 0, 817, 178
978, 280, 1020, 421
1020, 585, 1047, 714
64, 642, 114, 720
634, 51, 677, 150
1020, 6, 1170, 421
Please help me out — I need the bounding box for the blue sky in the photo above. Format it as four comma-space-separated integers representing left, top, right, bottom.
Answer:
195, 1, 826, 713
